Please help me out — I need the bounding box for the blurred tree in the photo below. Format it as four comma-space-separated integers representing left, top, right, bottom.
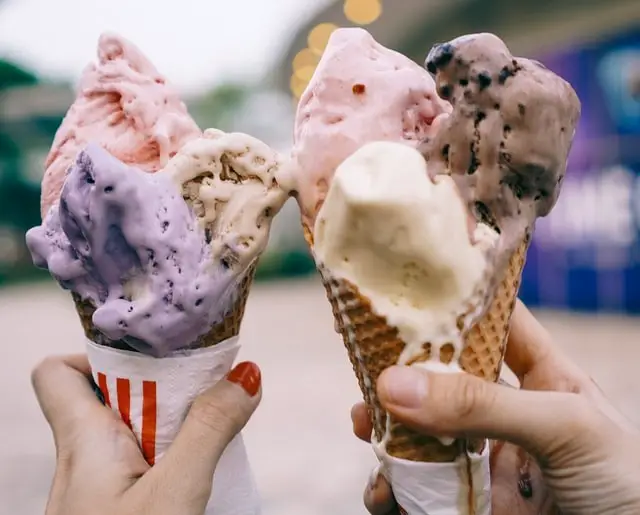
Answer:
0, 59, 38, 157
0, 58, 44, 284
190, 82, 251, 131
0, 59, 38, 91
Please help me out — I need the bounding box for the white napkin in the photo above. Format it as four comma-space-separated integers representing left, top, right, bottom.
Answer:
86, 336, 260, 515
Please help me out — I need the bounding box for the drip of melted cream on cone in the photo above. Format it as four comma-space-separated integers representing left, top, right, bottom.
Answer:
313, 141, 498, 449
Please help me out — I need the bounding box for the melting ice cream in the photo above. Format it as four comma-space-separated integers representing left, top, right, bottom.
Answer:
423, 33, 581, 258
27, 130, 288, 356
314, 141, 498, 369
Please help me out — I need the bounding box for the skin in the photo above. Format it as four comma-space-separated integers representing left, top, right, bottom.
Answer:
32, 355, 261, 515
32, 301, 640, 514
353, 300, 640, 515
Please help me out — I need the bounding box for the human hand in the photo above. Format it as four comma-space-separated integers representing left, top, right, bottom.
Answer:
353, 300, 640, 515
32, 354, 261, 515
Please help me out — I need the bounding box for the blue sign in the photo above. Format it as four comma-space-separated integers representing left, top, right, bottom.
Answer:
520, 26, 640, 312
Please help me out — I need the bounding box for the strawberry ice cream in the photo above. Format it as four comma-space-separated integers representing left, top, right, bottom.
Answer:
40, 33, 201, 217
285, 28, 451, 229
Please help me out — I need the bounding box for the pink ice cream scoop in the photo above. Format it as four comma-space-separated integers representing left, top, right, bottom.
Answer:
40, 33, 201, 217
288, 28, 451, 229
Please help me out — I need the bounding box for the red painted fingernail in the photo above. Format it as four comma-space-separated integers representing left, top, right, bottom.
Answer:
226, 361, 261, 397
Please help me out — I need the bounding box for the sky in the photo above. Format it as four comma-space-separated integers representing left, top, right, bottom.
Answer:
0, 0, 331, 93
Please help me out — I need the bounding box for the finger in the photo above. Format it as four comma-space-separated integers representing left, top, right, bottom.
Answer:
589, 378, 639, 434
352, 403, 373, 443
507, 307, 636, 434
377, 366, 611, 458
138, 361, 262, 512
503, 299, 558, 382
31, 354, 112, 448
506, 300, 595, 390
364, 470, 398, 515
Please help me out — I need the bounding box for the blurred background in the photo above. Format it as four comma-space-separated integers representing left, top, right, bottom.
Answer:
0, 0, 639, 513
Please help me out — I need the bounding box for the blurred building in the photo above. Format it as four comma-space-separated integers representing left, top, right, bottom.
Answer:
275, 0, 640, 313
275, 0, 639, 94
2, 1, 639, 304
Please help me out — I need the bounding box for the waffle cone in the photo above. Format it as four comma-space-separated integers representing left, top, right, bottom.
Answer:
304, 223, 530, 462
72, 263, 256, 352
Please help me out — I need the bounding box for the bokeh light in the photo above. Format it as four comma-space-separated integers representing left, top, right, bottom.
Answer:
290, 74, 308, 99
307, 23, 340, 55
292, 48, 320, 77
295, 65, 317, 82
343, 0, 382, 25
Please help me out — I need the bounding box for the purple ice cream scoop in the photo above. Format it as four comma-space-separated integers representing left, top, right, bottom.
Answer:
26, 144, 243, 356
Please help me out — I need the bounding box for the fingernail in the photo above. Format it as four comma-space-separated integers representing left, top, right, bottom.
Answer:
226, 361, 261, 397
379, 366, 427, 408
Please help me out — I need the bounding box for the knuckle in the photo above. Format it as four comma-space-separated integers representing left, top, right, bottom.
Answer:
190, 395, 243, 437
54, 447, 76, 475
31, 356, 60, 391
450, 375, 491, 423
566, 395, 597, 431
543, 394, 599, 457
362, 484, 381, 515
363, 472, 395, 515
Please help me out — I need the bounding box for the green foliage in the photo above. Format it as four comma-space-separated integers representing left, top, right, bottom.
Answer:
0, 59, 38, 90
191, 82, 251, 131
0, 58, 40, 156
255, 248, 316, 281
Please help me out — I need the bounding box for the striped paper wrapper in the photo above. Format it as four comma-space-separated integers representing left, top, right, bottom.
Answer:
86, 336, 260, 515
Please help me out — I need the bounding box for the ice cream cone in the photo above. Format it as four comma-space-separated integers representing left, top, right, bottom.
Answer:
72, 261, 256, 352
304, 223, 530, 462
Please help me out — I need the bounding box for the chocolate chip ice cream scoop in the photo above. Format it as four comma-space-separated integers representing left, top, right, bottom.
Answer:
423, 33, 581, 255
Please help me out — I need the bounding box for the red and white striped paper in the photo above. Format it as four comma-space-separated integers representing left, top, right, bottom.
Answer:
86, 336, 260, 515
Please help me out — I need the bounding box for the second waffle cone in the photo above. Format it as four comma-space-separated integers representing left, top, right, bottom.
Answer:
305, 223, 530, 462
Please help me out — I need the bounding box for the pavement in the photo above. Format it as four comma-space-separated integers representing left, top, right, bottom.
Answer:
1, 278, 640, 515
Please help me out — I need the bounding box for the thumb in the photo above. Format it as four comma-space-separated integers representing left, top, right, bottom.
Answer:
142, 361, 261, 510
377, 366, 607, 458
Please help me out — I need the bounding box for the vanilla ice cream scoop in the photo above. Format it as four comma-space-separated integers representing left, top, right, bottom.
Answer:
41, 32, 201, 217
285, 28, 451, 229
314, 141, 498, 367
163, 128, 289, 275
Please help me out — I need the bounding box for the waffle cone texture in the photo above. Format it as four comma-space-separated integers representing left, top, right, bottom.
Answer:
304, 223, 530, 462
73, 263, 256, 352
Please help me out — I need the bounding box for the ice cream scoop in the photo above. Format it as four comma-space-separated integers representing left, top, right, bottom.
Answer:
41, 32, 201, 218
314, 141, 498, 369
286, 27, 451, 229
27, 130, 288, 357
29, 144, 219, 356
423, 33, 581, 258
